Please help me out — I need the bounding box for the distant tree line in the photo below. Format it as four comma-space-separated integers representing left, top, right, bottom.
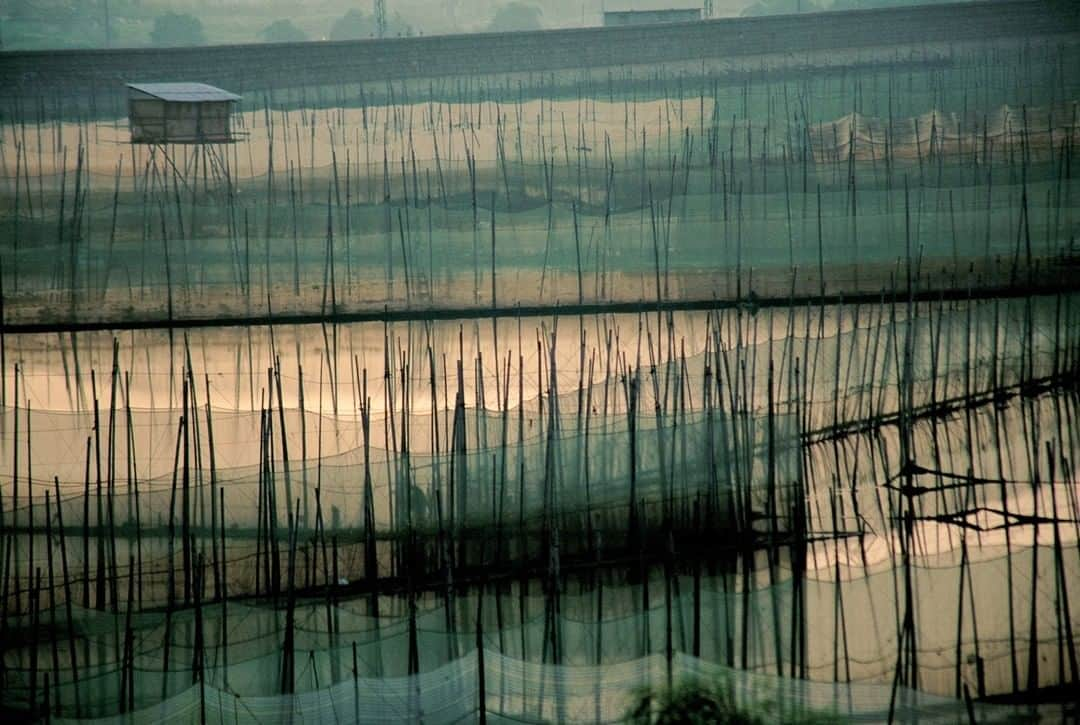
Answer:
327, 9, 413, 41
142, 8, 418, 47
141, 3, 542, 47
260, 19, 307, 44
1, 0, 559, 50
487, 2, 543, 32
150, 11, 205, 46
741, 0, 956, 16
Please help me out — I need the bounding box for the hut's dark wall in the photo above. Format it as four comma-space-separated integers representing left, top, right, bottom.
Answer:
128, 98, 232, 143
2, 0, 1077, 116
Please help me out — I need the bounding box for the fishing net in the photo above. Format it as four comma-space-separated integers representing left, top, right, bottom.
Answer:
2, 542, 1076, 717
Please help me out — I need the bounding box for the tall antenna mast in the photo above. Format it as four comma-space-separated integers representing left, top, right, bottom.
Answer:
104, 0, 112, 47
375, 0, 388, 37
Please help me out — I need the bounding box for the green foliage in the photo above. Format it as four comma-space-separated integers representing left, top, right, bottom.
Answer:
328, 8, 411, 41
741, 0, 821, 15
1, 0, 160, 49
625, 679, 844, 725
5, 0, 88, 29
150, 11, 205, 47
329, 9, 376, 40
830, 0, 951, 9
259, 19, 307, 44
487, 2, 543, 32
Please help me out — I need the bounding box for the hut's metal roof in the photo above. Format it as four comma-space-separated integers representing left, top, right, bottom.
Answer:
127, 83, 241, 103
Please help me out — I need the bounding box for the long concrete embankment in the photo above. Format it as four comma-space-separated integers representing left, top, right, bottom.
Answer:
1, 0, 1077, 113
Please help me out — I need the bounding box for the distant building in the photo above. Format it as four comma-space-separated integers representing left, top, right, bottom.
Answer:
602, 8, 703, 26
127, 83, 241, 144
